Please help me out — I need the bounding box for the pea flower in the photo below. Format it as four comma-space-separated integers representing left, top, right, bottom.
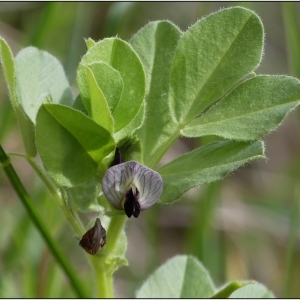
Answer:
102, 161, 163, 218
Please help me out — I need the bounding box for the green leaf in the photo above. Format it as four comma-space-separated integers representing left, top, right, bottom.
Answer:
130, 21, 182, 167
84, 66, 114, 134
169, 7, 264, 125
212, 281, 252, 298
77, 38, 145, 133
67, 177, 100, 213
72, 94, 88, 115
120, 136, 143, 163
136, 255, 215, 298
36, 103, 115, 187
84, 61, 143, 143
158, 140, 264, 204
0, 38, 17, 104
0, 37, 36, 156
87, 62, 123, 115
229, 282, 274, 298
85, 37, 96, 49
113, 102, 145, 144
181, 76, 300, 140
15, 46, 73, 123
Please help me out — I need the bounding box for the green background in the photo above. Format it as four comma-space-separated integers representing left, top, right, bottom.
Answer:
0, 2, 300, 297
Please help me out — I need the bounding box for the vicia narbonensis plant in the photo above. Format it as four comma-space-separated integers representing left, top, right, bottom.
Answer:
1, 6, 299, 298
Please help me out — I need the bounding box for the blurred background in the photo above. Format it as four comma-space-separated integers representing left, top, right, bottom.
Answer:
0, 2, 300, 298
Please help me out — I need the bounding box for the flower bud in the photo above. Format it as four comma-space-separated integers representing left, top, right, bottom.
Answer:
79, 218, 106, 255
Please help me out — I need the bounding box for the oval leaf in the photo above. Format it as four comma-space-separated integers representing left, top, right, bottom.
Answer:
158, 140, 264, 204
130, 21, 182, 166
114, 102, 145, 143
0, 37, 36, 156
67, 177, 99, 213
77, 38, 145, 133
15, 46, 73, 123
182, 76, 300, 140
36, 103, 115, 186
136, 255, 215, 298
84, 66, 114, 134
169, 7, 264, 125
88, 62, 124, 115
229, 282, 274, 298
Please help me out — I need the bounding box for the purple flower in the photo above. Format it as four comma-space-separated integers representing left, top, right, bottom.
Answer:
102, 161, 163, 218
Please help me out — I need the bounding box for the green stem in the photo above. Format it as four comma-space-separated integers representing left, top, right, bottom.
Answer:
105, 215, 127, 254
89, 256, 114, 298
148, 130, 180, 169
0, 145, 89, 298
91, 215, 127, 298
282, 182, 300, 297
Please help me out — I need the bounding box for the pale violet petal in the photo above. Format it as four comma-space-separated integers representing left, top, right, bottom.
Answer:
102, 161, 135, 209
132, 163, 163, 210
102, 166, 126, 209
102, 161, 163, 211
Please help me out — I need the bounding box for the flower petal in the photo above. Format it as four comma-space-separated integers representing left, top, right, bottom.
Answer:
132, 163, 163, 210
102, 161, 134, 209
102, 161, 163, 211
